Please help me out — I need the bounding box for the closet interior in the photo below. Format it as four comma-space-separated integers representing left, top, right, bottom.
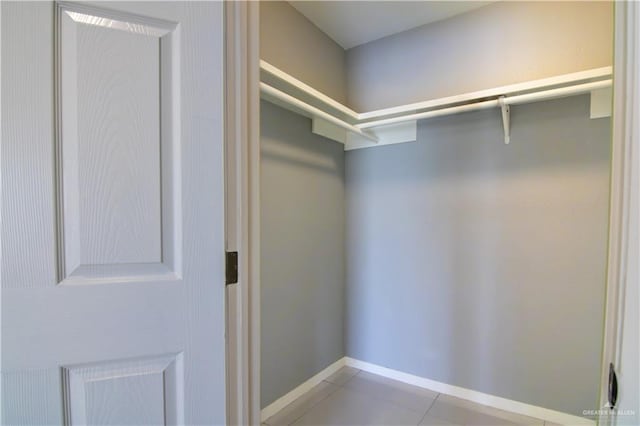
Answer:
259, 1, 613, 425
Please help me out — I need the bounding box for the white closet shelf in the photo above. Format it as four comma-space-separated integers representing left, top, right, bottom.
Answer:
261, 83, 378, 143
260, 60, 613, 150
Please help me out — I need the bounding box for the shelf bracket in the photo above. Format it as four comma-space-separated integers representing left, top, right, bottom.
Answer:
499, 96, 510, 144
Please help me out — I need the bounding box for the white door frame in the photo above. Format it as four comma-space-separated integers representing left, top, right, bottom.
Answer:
226, 1, 639, 424
224, 1, 261, 425
599, 1, 639, 425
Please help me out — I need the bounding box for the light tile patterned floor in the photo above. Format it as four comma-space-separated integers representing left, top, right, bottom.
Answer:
263, 367, 554, 426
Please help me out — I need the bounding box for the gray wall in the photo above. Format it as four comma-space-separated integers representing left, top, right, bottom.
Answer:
260, 1, 347, 104
261, 101, 346, 407
345, 95, 610, 416
346, 1, 613, 111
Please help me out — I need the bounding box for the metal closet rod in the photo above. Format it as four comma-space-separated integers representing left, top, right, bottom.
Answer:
260, 78, 612, 144
357, 79, 612, 129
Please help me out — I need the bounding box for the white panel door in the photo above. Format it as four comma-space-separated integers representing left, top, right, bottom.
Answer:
1, 1, 226, 425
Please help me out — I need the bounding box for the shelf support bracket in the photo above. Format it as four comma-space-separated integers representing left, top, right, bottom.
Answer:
499, 96, 510, 144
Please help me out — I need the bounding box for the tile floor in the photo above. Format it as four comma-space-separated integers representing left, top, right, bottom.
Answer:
263, 367, 555, 426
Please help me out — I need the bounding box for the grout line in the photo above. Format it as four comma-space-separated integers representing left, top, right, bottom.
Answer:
339, 368, 362, 387
283, 380, 342, 426
417, 393, 441, 425
343, 369, 443, 419
324, 367, 361, 388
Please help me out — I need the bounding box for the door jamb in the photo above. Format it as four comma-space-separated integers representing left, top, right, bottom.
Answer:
224, 1, 261, 425
599, 2, 639, 425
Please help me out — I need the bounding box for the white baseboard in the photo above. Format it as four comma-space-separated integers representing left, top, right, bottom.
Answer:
260, 357, 346, 421
261, 356, 594, 425
344, 357, 595, 426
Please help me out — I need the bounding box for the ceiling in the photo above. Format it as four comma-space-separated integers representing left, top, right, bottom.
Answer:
288, 1, 495, 50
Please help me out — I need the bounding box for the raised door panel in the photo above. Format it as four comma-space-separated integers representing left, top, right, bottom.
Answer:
56, 2, 181, 285
76, 22, 161, 266
62, 354, 184, 425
